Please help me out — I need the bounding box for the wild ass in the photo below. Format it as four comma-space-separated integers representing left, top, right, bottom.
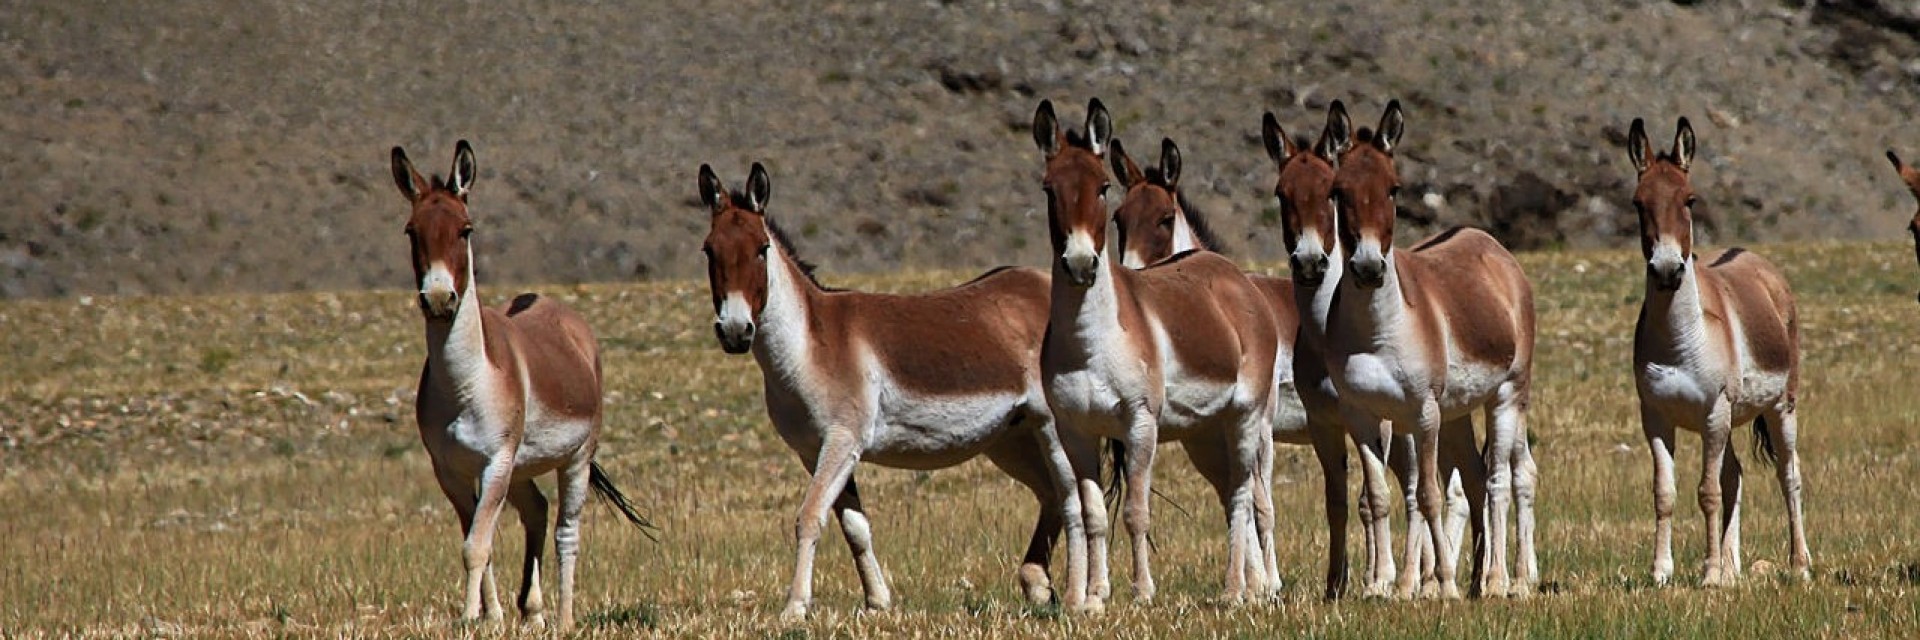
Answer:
1033, 98, 1280, 607
1884, 149, 1920, 298
394, 141, 650, 630
1626, 118, 1809, 586
1317, 100, 1539, 599
697, 163, 1093, 620
1107, 129, 1465, 599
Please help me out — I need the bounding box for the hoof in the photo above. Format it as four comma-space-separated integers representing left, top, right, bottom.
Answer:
779, 602, 809, 623
1071, 597, 1107, 616
1439, 583, 1463, 601
1018, 565, 1053, 606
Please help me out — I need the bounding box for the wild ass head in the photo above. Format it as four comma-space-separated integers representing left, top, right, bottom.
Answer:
1033, 98, 1115, 287
1109, 137, 1196, 269
1626, 117, 1698, 292
698, 163, 774, 354
1263, 104, 1349, 287
1330, 100, 1405, 290
392, 140, 479, 321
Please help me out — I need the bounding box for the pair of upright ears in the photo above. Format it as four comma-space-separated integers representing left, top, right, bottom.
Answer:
699, 163, 772, 214
1032, 98, 1114, 158
1259, 99, 1405, 168
392, 140, 477, 201
1627, 117, 1697, 173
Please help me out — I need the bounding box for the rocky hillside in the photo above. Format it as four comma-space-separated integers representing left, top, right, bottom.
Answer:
4, 0, 1919, 299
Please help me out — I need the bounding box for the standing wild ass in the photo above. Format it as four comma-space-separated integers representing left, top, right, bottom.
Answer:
697, 163, 1094, 620
395, 141, 650, 630
1033, 98, 1280, 608
1107, 134, 1466, 599
1320, 100, 1540, 599
1627, 118, 1809, 586
1883, 149, 1920, 298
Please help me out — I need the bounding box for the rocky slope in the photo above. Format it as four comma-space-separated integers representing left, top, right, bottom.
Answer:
3, 0, 1918, 298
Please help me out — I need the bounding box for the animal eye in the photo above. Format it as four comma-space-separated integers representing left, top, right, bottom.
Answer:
1685, 196, 1698, 209
1158, 215, 1175, 229
459, 226, 473, 239
757, 244, 770, 259
1389, 186, 1402, 199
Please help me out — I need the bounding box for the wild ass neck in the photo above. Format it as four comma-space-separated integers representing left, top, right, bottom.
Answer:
1296, 242, 1347, 344
1638, 255, 1709, 361
750, 238, 823, 388
1333, 252, 1408, 341
1049, 250, 1129, 358
423, 246, 494, 404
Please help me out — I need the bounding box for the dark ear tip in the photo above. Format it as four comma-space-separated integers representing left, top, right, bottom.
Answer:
750, 161, 767, 174
1089, 97, 1106, 111
1161, 137, 1177, 152
1387, 98, 1402, 110
1889, 150, 1903, 167
1677, 116, 1692, 130
456, 139, 472, 151
1330, 99, 1347, 113
1038, 98, 1054, 111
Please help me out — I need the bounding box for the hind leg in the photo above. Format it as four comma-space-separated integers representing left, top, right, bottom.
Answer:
1120, 405, 1161, 603
506, 480, 550, 628
1719, 444, 1744, 582
1307, 417, 1351, 600
1342, 405, 1396, 599
1764, 405, 1811, 580
1511, 435, 1539, 597
1387, 431, 1430, 598
985, 429, 1067, 607
1440, 417, 1487, 598
1253, 431, 1281, 597
551, 458, 590, 630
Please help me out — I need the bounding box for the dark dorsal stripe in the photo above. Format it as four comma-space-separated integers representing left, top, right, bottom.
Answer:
1709, 246, 1747, 267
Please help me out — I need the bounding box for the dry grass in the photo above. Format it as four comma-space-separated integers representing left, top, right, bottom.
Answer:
4, 242, 1920, 637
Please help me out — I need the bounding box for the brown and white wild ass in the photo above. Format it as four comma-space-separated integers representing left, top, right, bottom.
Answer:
1033, 98, 1280, 608
1318, 100, 1539, 599
1626, 118, 1809, 586
1884, 149, 1920, 297
395, 141, 650, 630
698, 163, 1093, 620
1103, 124, 1467, 600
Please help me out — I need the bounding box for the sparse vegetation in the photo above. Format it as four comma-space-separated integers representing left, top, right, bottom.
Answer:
3, 243, 1919, 636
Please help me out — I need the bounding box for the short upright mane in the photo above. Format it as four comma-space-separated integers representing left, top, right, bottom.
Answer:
1139, 169, 1225, 254
762, 216, 836, 291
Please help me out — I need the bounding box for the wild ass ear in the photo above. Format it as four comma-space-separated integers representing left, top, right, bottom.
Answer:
1033, 99, 1062, 158
1086, 97, 1113, 156
1890, 149, 1920, 196
746, 162, 772, 214
1888, 149, 1905, 173
1158, 138, 1182, 189
449, 140, 477, 197
698, 164, 728, 214
1376, 100, 1404, 154
1262, 111, 1294, 167
391, 146, 428, 202
1324, 99, 1353, 160
1627, 118, 1651, 174
1672, 117, 1695, 172
1110, 137, 1145, 188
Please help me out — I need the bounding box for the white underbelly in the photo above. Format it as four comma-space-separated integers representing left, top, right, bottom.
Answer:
864, 391, 1025, 466
1158, 378, 1240, 437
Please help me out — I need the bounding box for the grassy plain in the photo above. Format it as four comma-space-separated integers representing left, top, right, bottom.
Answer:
3, 243, 1919, 637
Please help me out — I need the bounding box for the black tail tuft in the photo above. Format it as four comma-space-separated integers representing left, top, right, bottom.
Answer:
1752, 415, 1780, 468
1103, 439, 1128, 512
591, 461, 660, 542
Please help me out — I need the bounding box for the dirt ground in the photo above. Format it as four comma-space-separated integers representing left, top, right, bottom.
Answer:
5, 1, 1920, 299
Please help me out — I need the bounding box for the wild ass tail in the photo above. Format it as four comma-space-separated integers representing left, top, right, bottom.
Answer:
1752, 415, 1779, 468
590, 461, 660, 541
1100, 438, 1190, 540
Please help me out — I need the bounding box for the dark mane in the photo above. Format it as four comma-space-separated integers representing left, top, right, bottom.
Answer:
1176, 190, 1225, 253
1064, 128, 1094, 150
763, 217, 838, 291
1354, 127, 1376, 144
1140, 168, 1226, 254
1709, 246, 1748, 267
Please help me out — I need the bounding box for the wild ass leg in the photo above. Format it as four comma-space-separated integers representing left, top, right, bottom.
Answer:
1512, 433, 1540, 596
1416, 400, 1461, 600
1032, 416, 1099, 613
1698, 399, 1734, 588
506, 480, 549, 628
1387, 431, 1432, 598
1483, 384, 1526, 598
1252, 431, 1281, 597
832, 477, 892, 610
1344, 406, 1396, 599
1121, 406, 1160, 603
462, 453, 517, 621
1641, 404, 1679, 585
1439, 418, 1487, 599
1719, 445, 1744, 582
552, 458, 591, 630
781, 434, 861, 621
1764, 405, 1811, 580
1076, 443, 1112, 610
984, 430, 1067, 606
1307, 418, 1351, 600
431, 461, 501, 621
